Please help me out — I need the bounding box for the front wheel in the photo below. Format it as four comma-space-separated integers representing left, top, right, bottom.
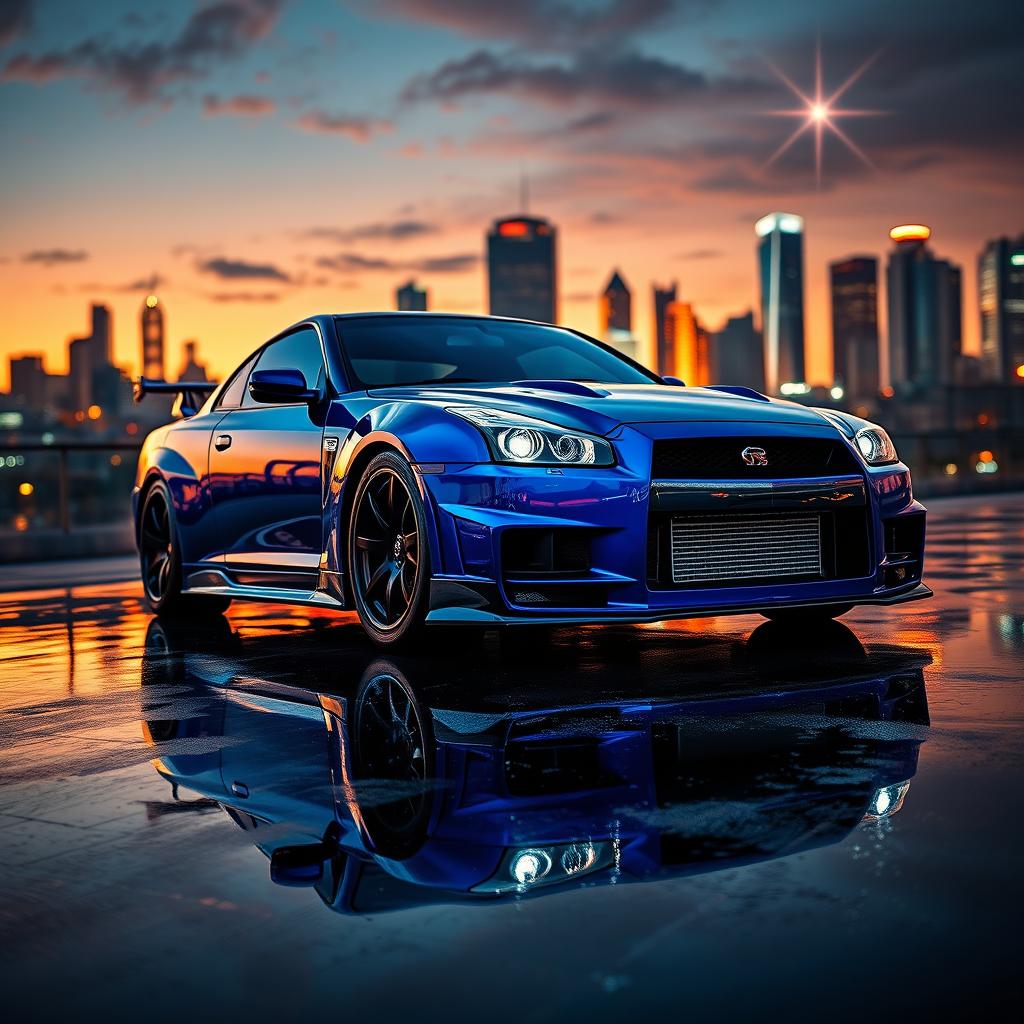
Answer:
138, 481, 230, 617
347, 452, 431, 647
760, 603, 853, 624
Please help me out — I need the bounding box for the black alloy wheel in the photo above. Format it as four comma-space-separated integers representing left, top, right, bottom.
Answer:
138, 481, 230, 616
352, 667, 434, 857
140, 486, 177, 609
349, 452, 430, 646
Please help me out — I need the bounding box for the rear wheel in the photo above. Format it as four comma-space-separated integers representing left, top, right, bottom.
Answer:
138, 481, 230, 616
760, 603, 853, 624
348, 452, 431, 647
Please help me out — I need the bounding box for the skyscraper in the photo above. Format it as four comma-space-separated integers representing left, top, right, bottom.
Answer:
830, 256, 880, 400
600, 270, 631, 335
979, 235, 1024, 382
755, 212, 806, 394
177, 341, 209, 383
141, 294, 165, 380
68, 303, 113, 412
487, 215, 557, 323
8, 355, 47, 408
712, 312, 764, 392
665, 300, 708, 384
886, 225, 962, 392
396, 279, 428, 311
652, 281, 677, 377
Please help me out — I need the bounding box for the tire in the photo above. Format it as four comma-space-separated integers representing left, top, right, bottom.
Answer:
347, 451, 431, 648
760, 603, 853, 624
138, 480, 231, 617
350, 662, 434, 859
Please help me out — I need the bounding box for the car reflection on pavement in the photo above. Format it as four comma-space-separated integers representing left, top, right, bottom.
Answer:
140, 616, 930, 915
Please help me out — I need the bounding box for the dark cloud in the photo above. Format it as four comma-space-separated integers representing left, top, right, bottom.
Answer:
79, 272, 166, 292
373, 1, 678, 50
197, 256, 290, 281
207, 291, 281, 302
2, 0, 283, 102
304, 220, 439, 242
401, 47, 762, 109
295, 110, 393, 141
316, 251, 479, 274
0, 0, 32, 46
203, 93, 276, 116
23, 248, 88, 266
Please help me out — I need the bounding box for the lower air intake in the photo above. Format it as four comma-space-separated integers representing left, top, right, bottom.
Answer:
670, 512, 822, 585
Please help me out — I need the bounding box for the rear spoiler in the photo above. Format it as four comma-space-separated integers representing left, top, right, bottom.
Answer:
133, 377, 217, 418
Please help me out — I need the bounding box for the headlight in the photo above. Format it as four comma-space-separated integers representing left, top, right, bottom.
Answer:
471, 841, 615, 894
854, 425, 898, 466
862, 781, 911, 821
448, 406, 615, 467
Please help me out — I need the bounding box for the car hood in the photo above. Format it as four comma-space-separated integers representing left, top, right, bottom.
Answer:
367, 382, 831, 435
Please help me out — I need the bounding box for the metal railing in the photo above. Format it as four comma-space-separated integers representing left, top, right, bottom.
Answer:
1, 441, 143, 534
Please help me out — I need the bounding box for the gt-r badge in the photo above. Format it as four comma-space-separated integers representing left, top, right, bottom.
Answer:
741, 446, 768, 466
324, 437, 339, 453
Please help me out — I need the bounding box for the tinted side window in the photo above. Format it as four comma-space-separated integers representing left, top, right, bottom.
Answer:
243, 327, 325, 407
214, 354, 258, 410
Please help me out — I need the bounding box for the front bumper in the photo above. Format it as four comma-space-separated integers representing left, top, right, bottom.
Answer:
417, 420, 930, 625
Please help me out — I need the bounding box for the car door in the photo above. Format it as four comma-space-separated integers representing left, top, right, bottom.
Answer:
209, 326, 327, 586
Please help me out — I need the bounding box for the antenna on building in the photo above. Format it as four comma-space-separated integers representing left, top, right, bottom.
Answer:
519, 167, 529, 215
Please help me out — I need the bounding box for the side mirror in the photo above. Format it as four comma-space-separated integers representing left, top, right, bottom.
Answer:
270, 842, 330, 887
248, 368, 319, 404
661, 375, 686, 387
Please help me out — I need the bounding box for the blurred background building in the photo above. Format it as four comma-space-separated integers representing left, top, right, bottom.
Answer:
756, 213, 807, 395
830, 256, 880, 402
487, 215, 557, 323
396, 279, 428, 311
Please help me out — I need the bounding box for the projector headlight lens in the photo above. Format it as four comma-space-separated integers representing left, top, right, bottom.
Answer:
863, 781, 912, 821
448, 406, 614, 466
472, 840, 615, 893
854, 425, 899, 466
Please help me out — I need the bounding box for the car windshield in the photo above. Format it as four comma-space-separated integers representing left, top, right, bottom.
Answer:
336, 315, 657, 388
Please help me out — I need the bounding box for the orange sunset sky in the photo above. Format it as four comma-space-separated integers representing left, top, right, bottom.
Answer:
1, 0, 1021, 391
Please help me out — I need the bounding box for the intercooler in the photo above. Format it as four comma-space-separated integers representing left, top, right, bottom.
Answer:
668, 512, 823, 585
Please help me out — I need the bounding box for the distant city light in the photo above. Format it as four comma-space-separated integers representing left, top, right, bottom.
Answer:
14, 515, 28, 533
0, 411, 23, 429
978, 450, 995, 463
1016, 364, 1024, 379
889, 224, 932, 243
1011, 254, 1024, 266
41, 432, 55, 445
976, 460, 999, 475
87, 404, 102, 420
145, 294, 159, 308
779, 381, 812, 395
830, 385, 844, 400
126, 422, 139, 435
109, 454, 121, 467
755, 212, 804, 237
18, 482, 33, 496
881, 386, 895, 398
977, 413, 990, 426
498, 221, 529, 237
944, 463, 958, 476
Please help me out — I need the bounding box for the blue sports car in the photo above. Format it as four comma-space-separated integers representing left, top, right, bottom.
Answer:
133, 312, 930, 645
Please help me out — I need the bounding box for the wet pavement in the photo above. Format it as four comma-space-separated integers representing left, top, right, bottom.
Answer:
1, 493, 1021, 1021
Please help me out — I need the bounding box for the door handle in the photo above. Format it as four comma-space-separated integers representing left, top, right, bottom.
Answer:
215, 434, 232, 451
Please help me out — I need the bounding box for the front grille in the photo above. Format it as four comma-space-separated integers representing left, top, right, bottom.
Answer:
669, 512, 822, 585
652, 437, 860, 479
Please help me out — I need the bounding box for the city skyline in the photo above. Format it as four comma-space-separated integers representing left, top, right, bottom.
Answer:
1, 1, 1022, 389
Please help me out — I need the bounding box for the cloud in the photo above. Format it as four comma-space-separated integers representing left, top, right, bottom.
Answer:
401, 47, 762, 110
675, 248, 723, 261
0, 0, 32, 47
197, 256, 290, 281
295, 110, 393, 142
371, 1, 678, 50
207, 290, 281, 302
23, 248, 88, 266
203, 93, 276, 117
316, 251, 479, 274
2, 0, 284, 103
78, 272, 167, 292
304, 220, 439, 243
